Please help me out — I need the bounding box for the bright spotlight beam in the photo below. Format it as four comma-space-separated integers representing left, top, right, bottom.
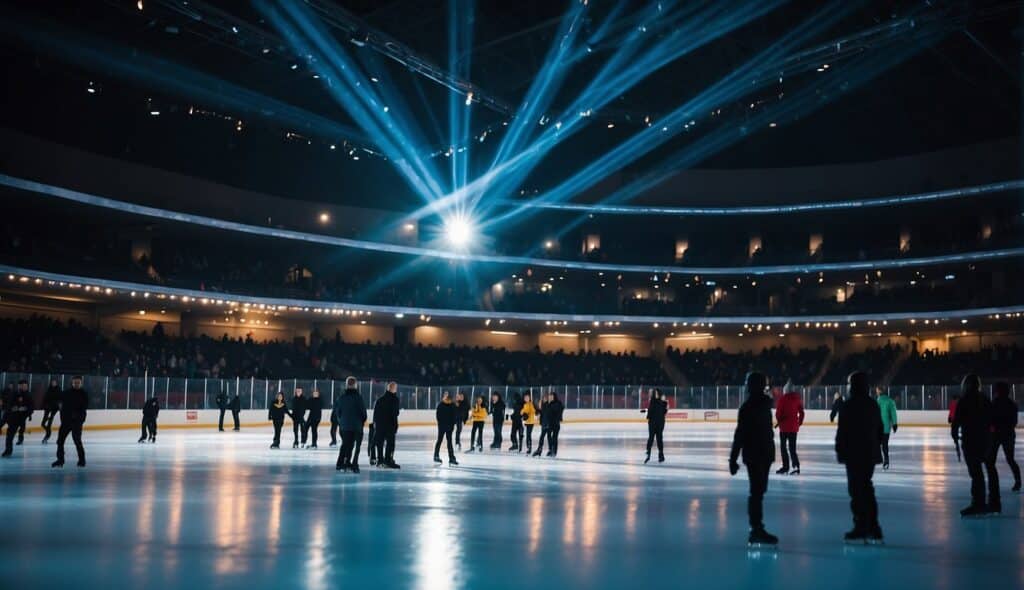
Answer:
444, 215, 475, 249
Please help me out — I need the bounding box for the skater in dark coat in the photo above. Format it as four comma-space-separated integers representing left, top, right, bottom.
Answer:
490, 392, 506, 449
433, 392, 458, 465
41, 379, 61, 443
644, 388, 668, 464
268, 392, 288, 449
543, 392, 565, 457
53, 376, 88, 468
329, 389, 340, 447
0, 383, 12, 436
229, 394, 241, 430
9, 380, 31, 445
453, 392, 469, 449
216, 391, 228, 431
2, 387, 33, 457
508, 392, 524, 452
335, 377, 368, 473
953, 374, 1000, 515
835, 371, 884, 543
728, 372, 778, 546
532, 397, 549, 456
373, 382, 401, 468
305, 390, 323, 449
829, 392, 845, 424
139, 397, 160, 443
290, 387, 307, 448
991, 382, 1021, 492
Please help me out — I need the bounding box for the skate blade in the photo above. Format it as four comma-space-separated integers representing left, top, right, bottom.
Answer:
746, 542, 778, 549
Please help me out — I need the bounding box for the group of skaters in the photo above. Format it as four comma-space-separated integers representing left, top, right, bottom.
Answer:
730, 371, 1020, 548
0, 377, 89, 467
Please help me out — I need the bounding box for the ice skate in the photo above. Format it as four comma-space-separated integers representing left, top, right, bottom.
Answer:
150, 437, 156, 443
270, 443, 279, 449
336, 459, 349, 471
843, 529, 868, 544
448, 457, 459, 466
882, 461, 889, 471
77, 458, 86, 467
16, 437, 23, 446
350, 464, 360, 474
384, 461, 400, 469
867, 526, 885, 545
1, 450, 11, 458
138, 437, 146, 443
658, 454, 665, 463
960, 504, 987, 518
51, 460, 64, 468
292, 441, 299, 449
329, 441, 337, 447
788, 467, 800, 475
1012, 481, 1021, 492
644, 451, 651, 464
775, 467, 789, 475
747, 528, 778, 548
985, 502, 1001, 516
433, 455, 442, 464
308, 444, 317, 449
466, 447, 475, 454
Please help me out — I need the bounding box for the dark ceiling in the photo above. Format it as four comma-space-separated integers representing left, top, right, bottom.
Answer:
0, 0, 1020, 211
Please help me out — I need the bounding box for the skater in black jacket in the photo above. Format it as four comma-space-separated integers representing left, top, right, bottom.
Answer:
728, 372, 778, 546
373, 382, 401, 468
991, 382, 1021, 492
532, 397, 548, 457
139, 397, 160, 443
543, 392, 565, 457
829, 392, 845, 423
216, 391, 228, 431
9, 380, 31, 445
490, 392, 506, 449
290, 387, 307, 448
329, 389, 340, 447
835, 371, 884, 543
335, 377, 367, 473
53, 376, 88, 468
229, 394, 241, 430
433, 391, 458, 465
508, 392, 524, 452
645, 388, 668, 464
453, 392, 469, 449
953, 374, 1000, 515
268, 392, 288, 449
2, 386, 33, 457
41, 379, 61, 443
305, 389, 323, 449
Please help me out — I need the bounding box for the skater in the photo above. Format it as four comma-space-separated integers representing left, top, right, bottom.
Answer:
433, 391, 458, 465
373, 381, 401, 469
10, 381, 31, 445
216, 390, 228, 431
991, 382, 1021, 492
368, 422, 377, 466
289, 387, 307, 448
306, 389, 323, 449
835, 371, 884, 543
329, 388, 340, 447
644, 388, 668, 463
229, 393, 241, 431
876, 387, 898, 469
453, 391, 469, 449
948, 394, 961, 462
139, 396, 159, 443
468, 396, 486, 453
490, 392, 506, 449
729, 372, 778, 547
775, 381, 804, 475
829, 391, 845, 423
544, 391, 565, 457
533, 396, 549, 457
2, 386, 33, 457
508, 392, 524, 452
53, 375, 88, 468
0, 382, 12, 436
953, 374, 1000, 515
521, 392, 537, 454
40, 378, 61, 443
268, 392, 287, 449
335, 377, 367, 473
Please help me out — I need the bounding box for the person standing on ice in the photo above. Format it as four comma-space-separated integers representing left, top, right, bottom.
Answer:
508, 392, 524, 452
544, 391, 565, 457
829, 391, 845, 423
453, 391, 469, 450
489, 392, 506, 450
268, 392, 288, 449
728, 372, 778, 547
991, 382, 1021, 492
876, 387, 898, 470
532, 395, 550, 457
290, 387, 307, 449
521, 392, 537, 454
835, 371, 884, 543
53, 375, 88, 468
40, 378, 61, 444
335, 376, 367, 473
953, 374, 1000, 516
216, 390, 228, 432
433, 391, 458, 465
775, 381, 805, 475
467, 396, 487, 453
2, 385, 33, 458
644, 388, 668, 464
229, 393, 241, 431
373, 381, 401, 469
139, 396, 159, 443
305, 389, 323, 449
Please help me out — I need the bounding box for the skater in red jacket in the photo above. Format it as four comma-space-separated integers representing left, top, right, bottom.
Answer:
775, 380, 805, 475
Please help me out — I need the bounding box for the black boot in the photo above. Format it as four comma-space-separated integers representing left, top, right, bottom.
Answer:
867, 525, 884, 544
449, 456, 459, 465
1, 450, 11, 457
658, 453, 665, 463
51, 459, 64, 468
434, 455, 442, 464
748, 528, 778, 546
138, 437, 146, 443
789, 467, 800, 475
776, 467, 789, 475
77, 458, 86, 468
644, 451, 651, 464
960, 504, 987, 518
844, 528, 868, 543
1012, 480, 1021, 492
350, 464, 360, 474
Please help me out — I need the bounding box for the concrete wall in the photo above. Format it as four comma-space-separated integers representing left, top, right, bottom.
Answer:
412, 325, 539, 351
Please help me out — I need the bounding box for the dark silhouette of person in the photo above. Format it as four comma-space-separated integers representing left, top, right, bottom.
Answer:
543, 391, 565, 457
953, 374, 1000, 515
644, 388, 668, 464
229, 394, 241, 431
991, 381, 1021, 492
835, 371, 884, 543
489, 392, 506, 449
139, 396, 159, 443
10, 380, 31, 445
335, 377, 367, 473
508, 392, 524, 452
829, 391, 845, 423
216, 391, 228, 431
53, 375, 88, 468
433, 391, 458, 465
305, 389, 323, 449
290, 387, 307, 448
729, 372, 777, 546
41, 379, 61, 443
373, 381, 401, 468
2, 386, 33, 457
268, 392, 287, 449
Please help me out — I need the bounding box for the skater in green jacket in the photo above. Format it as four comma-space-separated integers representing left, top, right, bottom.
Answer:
876, 387, 898, 470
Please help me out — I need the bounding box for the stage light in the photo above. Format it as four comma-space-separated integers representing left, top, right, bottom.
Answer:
444, 215, 474, 248
465, 92, 474, 106
318, 212, 330, 224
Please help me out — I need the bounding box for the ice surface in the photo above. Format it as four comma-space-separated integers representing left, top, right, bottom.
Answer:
0, 422, 1020, 589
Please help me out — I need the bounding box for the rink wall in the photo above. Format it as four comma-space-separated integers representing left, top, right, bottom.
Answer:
20, 409, 961, 432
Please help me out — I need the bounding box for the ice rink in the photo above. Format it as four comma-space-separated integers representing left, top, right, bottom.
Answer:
0, 421, 1020, 590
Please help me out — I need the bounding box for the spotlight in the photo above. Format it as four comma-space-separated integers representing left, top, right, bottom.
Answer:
318, 212, 330, 224
444, 215, 474, 249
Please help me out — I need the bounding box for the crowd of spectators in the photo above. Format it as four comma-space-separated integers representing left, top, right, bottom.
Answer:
666, 345, 830, 386
893, 343, 1024, 385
